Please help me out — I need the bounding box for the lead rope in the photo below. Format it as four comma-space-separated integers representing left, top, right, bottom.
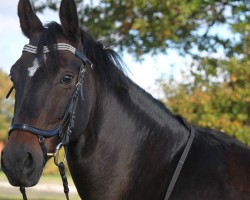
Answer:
58, 162, 70, 200
20, 186, 27, 200
53, 142, 70, 200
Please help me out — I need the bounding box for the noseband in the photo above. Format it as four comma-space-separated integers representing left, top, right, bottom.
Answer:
7, 43, 93, 200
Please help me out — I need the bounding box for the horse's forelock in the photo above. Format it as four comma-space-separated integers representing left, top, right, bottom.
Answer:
36, 22, 62, 72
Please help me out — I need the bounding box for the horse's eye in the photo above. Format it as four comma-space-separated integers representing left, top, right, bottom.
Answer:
60, 74, 73, 84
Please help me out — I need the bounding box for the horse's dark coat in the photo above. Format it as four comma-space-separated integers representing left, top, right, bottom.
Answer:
1, 0, 250, 199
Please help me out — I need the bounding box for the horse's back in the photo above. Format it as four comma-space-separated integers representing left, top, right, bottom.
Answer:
227, 137, 250, 199
172, 127, 250, 200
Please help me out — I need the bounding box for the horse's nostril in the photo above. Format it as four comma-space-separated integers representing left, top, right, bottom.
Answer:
22, 152, 36, 176
24, 152, 35, 171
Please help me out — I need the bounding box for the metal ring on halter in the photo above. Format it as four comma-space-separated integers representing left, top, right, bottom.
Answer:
47, 142, 66, 166
54, 142, 66, 166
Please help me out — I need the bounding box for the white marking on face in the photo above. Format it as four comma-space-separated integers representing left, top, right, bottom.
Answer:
28, 58, 40, 77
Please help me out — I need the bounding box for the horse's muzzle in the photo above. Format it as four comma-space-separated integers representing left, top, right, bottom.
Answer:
1, 132, 44, 187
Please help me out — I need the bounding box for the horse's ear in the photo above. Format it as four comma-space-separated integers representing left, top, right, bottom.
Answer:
18, 0, 44, 38
59, 0, 79, 40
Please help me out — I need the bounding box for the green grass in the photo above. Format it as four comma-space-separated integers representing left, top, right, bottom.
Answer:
0, 171, 6, 178
0, 195, 21, 200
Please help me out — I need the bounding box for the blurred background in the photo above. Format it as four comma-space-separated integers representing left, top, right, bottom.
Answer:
0, 0, 249, 199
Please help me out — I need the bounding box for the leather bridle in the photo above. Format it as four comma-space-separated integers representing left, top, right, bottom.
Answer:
7, 42, 93, 200
8, 43, 93, 155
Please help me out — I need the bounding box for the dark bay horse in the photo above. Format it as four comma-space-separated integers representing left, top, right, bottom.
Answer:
1, 0, 250, 199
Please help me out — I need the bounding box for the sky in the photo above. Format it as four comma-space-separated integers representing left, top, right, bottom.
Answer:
0, 0, 189, 98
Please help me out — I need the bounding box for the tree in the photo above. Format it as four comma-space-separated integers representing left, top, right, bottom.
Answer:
31, 0, 250, 58
0, 69, 14, 142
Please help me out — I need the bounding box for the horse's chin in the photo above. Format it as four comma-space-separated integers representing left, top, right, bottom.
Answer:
3, 167, 43, 188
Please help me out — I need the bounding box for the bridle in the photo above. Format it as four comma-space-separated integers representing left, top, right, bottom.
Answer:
7, 42, 93, 200
6, 43, 194, 200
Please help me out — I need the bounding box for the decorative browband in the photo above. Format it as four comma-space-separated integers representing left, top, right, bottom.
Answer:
23, 43, 93, 68
23, 43, 77, 54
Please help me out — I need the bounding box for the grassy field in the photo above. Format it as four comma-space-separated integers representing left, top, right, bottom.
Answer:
0, 171, 81, 200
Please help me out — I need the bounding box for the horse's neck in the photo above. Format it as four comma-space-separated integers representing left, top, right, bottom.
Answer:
67, 80, 189, 199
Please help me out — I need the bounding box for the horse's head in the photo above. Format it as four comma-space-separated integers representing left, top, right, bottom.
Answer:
1, 0, 94, 187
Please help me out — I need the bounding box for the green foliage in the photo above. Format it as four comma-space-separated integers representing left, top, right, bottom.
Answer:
0, 69, 13, 142
31, 0, 250, 58
162, 56, 250, 145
